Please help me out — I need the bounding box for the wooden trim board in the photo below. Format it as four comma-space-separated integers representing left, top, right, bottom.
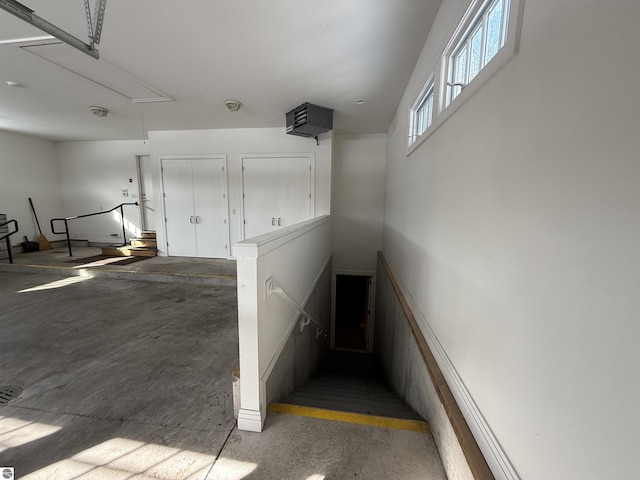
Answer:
378, 251, 494, 480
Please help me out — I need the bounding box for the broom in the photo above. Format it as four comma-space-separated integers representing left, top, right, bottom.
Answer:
28, 197, 52, 251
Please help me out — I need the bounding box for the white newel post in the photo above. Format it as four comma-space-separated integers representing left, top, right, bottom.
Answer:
235, 253, 266, 432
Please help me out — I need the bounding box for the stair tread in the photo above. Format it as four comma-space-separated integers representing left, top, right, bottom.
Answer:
313, 373, 391, 384
297, 385, 403, 403
310, 378, 394, 392
293, 380, 407, 401
316, 372, 384, 382
288, 390, 410, 410
131, 240, 157, 246
281, 371, 422, 421
300, 379, 400, 395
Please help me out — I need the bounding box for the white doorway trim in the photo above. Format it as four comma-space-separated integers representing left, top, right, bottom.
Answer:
135, 154, 153, 232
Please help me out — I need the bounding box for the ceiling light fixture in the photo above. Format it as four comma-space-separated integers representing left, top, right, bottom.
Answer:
355, 98, 366, 105
6, 80, 23, 87
89, 106, 109, 117
224, 99, 241, 112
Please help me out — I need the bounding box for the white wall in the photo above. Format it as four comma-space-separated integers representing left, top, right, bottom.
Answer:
53, 128, 331, 254
0, 131, 64, 246
383, 0, 640, 479
149, 128, 332, 256
331, 134, 387, 273
56, 140, 149, 243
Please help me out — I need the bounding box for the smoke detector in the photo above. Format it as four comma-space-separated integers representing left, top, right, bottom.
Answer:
89, 106, 109, 117
224, 99, 241, 112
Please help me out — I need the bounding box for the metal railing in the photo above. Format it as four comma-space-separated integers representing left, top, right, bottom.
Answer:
0, 218, 18, 264
51, 202, 138, 257
268, 280, 328, 340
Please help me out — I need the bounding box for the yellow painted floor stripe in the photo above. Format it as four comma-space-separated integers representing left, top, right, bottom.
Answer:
268, 403, 431, 433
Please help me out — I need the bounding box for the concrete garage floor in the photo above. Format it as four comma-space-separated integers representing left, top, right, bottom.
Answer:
0, 246, 237, 286
209, 412, 446, 480
0, 271, 238, 479
0, 250, 447, 480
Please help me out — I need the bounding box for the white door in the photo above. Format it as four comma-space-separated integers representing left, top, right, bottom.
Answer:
241, 155, 313, 239
137, 155, 155, 231
162, 159, 197, 256
162, 157, 229, 258
192, 159, 229, 258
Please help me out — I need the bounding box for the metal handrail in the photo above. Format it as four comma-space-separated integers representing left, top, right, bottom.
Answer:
0, 218, 19, 264
269, 283, 328, 340
50, 202, 138, 256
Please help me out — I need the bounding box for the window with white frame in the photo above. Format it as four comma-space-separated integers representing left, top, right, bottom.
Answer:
409, 78, 434, 146
446, 0, 510, 104
406, 0, 522, 154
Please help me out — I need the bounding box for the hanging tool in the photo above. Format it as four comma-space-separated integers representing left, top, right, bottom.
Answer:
28, 197, 52, 251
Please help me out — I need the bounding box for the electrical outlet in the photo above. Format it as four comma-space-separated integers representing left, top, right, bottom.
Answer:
264, 277, 273, 301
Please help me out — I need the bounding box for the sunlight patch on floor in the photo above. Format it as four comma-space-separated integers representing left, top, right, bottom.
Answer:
18, 275, 90, 293
0, 416, 61, 453
72, 257, 132, 269
22, 437, 217, 479
202, 457, 258, 480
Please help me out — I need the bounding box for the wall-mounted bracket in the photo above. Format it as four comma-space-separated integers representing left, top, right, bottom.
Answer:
299, 317, 311, 333
264, 276, 273, 301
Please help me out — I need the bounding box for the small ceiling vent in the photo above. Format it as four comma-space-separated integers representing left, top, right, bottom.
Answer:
224, 99, 241, 112
286, 102, 333, 139
90, 106, 109, 117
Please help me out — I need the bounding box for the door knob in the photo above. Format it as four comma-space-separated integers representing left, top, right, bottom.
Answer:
189, 216, 195, 224
196, 216, 202, 224
272, 217, 276, 226
277, 218, 282, 226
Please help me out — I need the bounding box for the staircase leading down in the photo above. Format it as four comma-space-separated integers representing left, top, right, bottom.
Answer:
280, 373, 422, 420
101, 230, 158, 257
277, 351, 423, 422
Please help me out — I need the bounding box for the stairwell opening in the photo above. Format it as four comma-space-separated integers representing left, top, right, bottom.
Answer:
333, 274, 373, 352
274, 271, 426, 427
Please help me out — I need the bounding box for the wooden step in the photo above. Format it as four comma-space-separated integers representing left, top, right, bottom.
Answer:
140, 230, 157, 239
101, 245, 157, 257
131, 238, 157, 248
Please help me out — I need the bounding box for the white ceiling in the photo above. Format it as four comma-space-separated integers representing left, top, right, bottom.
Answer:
0, 0, 441, 142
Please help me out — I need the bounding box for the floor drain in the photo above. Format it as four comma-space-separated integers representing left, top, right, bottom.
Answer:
0, 386, 22, 405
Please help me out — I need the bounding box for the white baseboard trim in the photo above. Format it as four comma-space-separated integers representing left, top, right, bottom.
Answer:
237, 408, 264, 432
